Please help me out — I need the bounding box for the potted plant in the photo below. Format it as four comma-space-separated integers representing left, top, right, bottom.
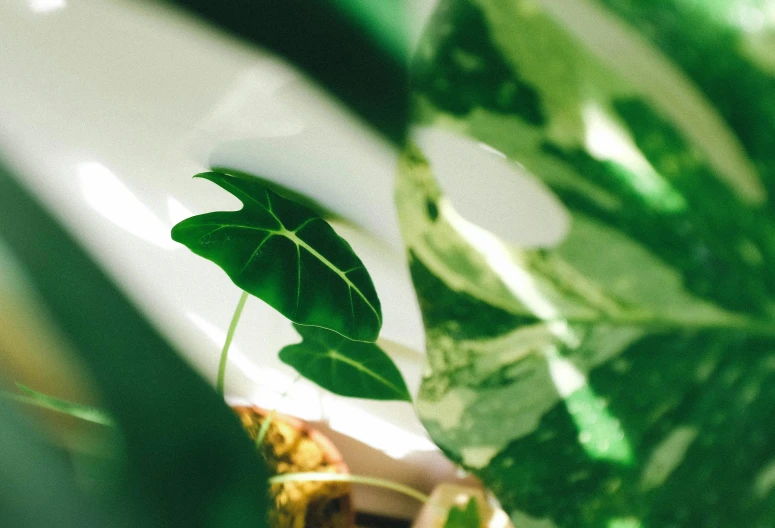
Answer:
169, 170, 415, 526
4, 0, 775, 527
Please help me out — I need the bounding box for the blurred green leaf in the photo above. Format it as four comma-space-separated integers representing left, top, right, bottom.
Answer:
327, 0, 407, 60
172, 171, 382, 342
443, 498, 481, 528
0, 396, 124, 528
161, 0, 408, 144
597, 0, 775, 213
280, 324, 411, 401
0, 161, 270, 528
404, 0, 775, 526
6, 383, 115, 427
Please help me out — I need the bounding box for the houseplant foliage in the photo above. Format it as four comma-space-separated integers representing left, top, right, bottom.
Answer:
7, 0, 775, 526
0, 164, 271, 528
172, 170, 410, 402
0, 2, 405, 526
403, 0, 775, 526
172, 171, 382, 343
280, 324, 412, 402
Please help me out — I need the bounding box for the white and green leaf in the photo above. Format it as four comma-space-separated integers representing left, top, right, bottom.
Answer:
406, 0, 775, 526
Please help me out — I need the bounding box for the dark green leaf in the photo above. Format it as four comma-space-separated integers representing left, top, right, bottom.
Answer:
0, 396, 120, 528
160, 0, 408, 144
172, 171, 382, 342
404, 0, 775, 526
210, 167, 344, 222
444, 498, 481, 528
327, 0, 407, 62
0, 162, 270, 528
279, 324, 411, 401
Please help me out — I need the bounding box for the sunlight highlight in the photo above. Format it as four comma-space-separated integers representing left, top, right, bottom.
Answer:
440, 198, 577, 346
608, 518, 642, 528
547, 349, 587, 398
185, 311, 323, 421
733, 3, 766, 32
583, 105, 686, 213
442, 198, 633, 465
167, 196, 194, 226
566, 385, 633, 465
29, 0, 66, 13
78, 162, 176, 249
487, 508, 512, 528
327, 399, 438, 459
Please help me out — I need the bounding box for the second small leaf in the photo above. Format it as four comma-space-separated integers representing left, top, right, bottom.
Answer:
280, 324, 412, 402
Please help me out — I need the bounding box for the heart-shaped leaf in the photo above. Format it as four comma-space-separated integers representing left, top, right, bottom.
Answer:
279, 324, 411, 402
404, 0, 775, 526
172, 172, 382, 342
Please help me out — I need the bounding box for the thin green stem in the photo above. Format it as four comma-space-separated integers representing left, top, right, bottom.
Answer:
255, 375, 302, 447
269, 472, 429, 503
5, 384, 114, 427
217, 291, 249, 396
255, 408, 276, 447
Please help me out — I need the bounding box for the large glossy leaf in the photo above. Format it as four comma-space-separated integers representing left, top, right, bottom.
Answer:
279, 324, 411, 401
594, 0, 775, 213
172, 171, 382, 342
403, 0, 775, 526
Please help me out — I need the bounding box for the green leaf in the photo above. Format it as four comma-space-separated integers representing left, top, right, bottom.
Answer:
0, 162, 271, 528
172, 171, 382, 342
404, 0, 775, 526
444, 498, 481, 528
7, 383, 115, 427
279, 324, 412, 402
161, 0, 408, 145
327, 0, 408, 62
0, 397, 118, 528
594, 0, 775, 212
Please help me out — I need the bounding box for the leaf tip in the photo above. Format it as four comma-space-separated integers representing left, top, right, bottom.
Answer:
192, 171, 225, 181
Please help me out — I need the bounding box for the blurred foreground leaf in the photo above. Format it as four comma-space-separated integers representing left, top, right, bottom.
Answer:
0, 160, 270, 528
7, 383, 115, 427
403, 0, 775, 525
0, 397, 118, 528
443, 498, 481, 528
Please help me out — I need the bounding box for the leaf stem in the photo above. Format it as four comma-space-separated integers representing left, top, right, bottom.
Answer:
255, 375, 302, 447
217, 291, 249, 396
255, 408, 277, 447
269, 472, 429, 503
5, 384, 114, 427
